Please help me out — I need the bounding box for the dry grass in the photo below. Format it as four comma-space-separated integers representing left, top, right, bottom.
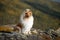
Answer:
0, 0, 60, 30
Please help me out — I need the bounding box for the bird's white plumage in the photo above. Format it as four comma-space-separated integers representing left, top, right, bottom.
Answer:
20, 9, 34, 35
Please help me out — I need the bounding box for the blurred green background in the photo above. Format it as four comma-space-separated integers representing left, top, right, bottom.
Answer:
0, 0, 60, 30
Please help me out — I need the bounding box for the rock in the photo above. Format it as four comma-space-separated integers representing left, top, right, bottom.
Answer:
0, 25, 20, 33
31, 29, 38, 34
0, 28, 59, 40
55, 28, 60, 36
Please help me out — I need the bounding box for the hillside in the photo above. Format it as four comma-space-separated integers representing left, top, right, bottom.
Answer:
0, 0, 60, 30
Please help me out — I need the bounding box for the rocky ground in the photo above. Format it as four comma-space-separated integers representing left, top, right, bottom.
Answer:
0, 28, 60, 40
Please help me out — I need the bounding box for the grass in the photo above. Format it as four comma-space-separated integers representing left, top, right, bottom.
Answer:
0, 0, 60, 30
